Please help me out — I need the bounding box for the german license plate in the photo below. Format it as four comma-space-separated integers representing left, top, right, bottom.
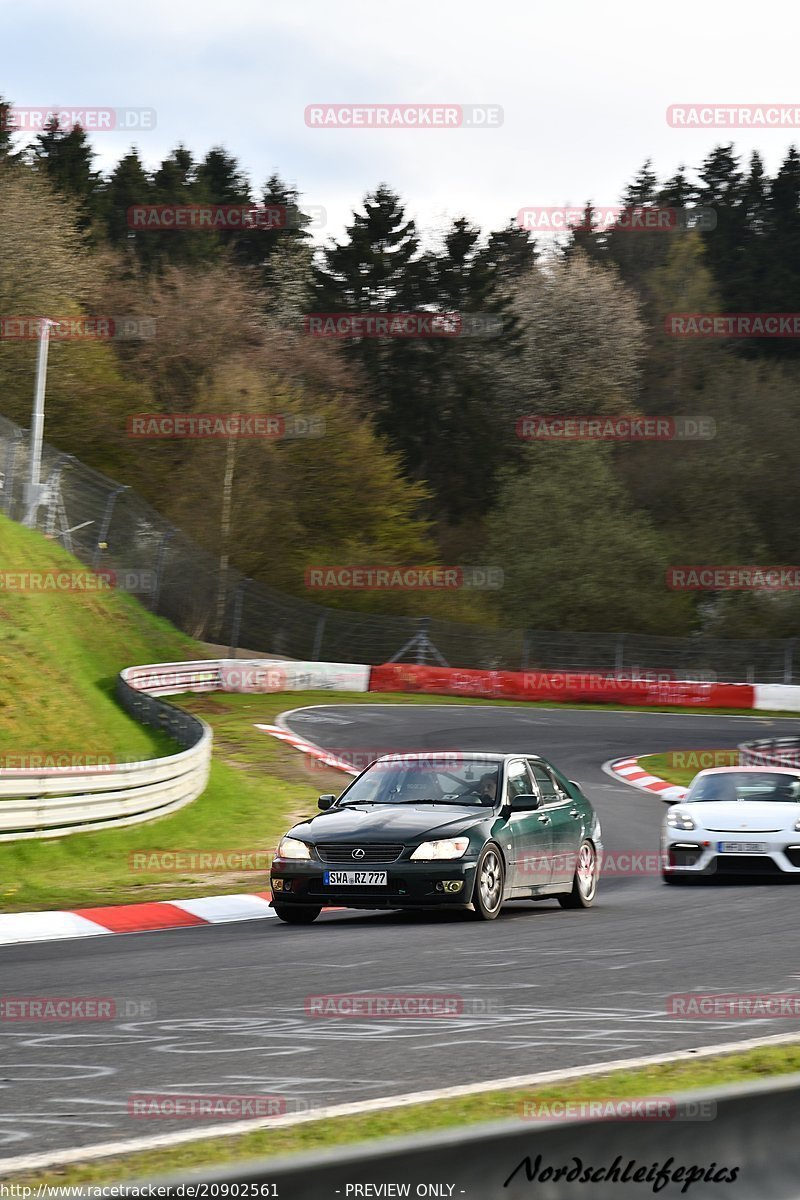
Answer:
717, 841, 767, 854
323, 870, 388, 886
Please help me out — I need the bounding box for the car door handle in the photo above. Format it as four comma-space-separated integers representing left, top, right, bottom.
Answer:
537, 814, 550, 824
569, 809, 580, 818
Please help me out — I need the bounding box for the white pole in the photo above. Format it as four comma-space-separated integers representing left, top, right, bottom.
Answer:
25, 318, 54, 527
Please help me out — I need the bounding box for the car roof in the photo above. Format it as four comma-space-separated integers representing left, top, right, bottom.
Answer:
692, 766, 800, 779
373, 751, 540, 764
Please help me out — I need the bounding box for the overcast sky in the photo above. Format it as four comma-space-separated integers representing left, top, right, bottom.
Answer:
2, 0, 798, 245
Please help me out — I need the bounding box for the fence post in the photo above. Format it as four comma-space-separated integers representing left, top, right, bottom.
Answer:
43, 454, 76, 541
92, 485, 129, 570
312, 611, 327, 661
614, 632, 626, 673
784, 639, 797, 685
229, 578, 249, 657
1, 428, 23, 517
151, 527, 176, 613
521, 630, 530, 671
416, 617, 430, 665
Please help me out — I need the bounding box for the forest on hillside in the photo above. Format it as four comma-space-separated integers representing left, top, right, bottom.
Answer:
2, 97, 800, 638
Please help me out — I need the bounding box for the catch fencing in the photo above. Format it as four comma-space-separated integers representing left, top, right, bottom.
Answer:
2, 412, 800, 679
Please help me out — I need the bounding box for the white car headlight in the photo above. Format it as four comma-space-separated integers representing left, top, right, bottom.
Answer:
410, 837, 470, 861
277, 836, 311, 860
666, 810, 696, 831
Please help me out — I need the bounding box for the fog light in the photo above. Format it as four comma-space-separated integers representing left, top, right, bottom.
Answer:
272, 879, 284, 891
443, 880, 464, 894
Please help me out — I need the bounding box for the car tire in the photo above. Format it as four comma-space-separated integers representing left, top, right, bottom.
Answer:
558, 840, 598, 909
470, 844, 505, 920
273, 904, 322, 924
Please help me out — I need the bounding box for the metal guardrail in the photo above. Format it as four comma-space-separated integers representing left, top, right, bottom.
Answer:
0, 664, 214, 842
739, 736, 800, 767
132, 1071, 800, 1198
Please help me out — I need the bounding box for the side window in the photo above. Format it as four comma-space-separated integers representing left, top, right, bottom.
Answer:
528, 761, 560, 804
506, 760, 533, 803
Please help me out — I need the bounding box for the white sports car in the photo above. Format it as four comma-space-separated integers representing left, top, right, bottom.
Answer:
661, 766, 800, 881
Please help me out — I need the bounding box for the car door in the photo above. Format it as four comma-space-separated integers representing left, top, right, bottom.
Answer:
505, 758, 553, 894
528, 760, 582, 888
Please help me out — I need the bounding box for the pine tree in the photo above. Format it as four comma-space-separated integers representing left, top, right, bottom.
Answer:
103, 148, 154, 262
30, 118, 102, 228
763, 146, 800, 347
0, 95, 18, 162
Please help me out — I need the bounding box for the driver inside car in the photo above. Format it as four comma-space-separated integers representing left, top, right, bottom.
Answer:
475, 771, 498, 806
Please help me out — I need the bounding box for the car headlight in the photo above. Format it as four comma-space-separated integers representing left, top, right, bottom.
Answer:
277, 836, 312, 860
666, 810, 696, 831
410, 837, 470, 861
794, 819, 800, 832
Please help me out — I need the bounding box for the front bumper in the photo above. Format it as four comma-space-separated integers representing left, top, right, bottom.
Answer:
270, 856, 479, 909
661, 834, 800, 876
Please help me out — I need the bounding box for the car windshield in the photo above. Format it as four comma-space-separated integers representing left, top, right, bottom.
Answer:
686, 772, 800, 804
338, 757, 502, 806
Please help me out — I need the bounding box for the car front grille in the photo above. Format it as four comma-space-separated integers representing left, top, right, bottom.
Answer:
315, 843, 405, 864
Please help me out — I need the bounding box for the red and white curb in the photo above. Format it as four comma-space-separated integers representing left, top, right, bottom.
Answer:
607, 756, 687, 801
0, 892, 276, 948
256, 722, 358, 773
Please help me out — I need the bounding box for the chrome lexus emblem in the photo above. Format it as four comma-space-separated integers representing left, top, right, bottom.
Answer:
352, 847, 366, 859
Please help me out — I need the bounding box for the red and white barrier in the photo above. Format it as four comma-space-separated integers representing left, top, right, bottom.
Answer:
368, 663, 756, 709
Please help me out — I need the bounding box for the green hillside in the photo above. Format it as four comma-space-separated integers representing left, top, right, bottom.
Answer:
0, 516, 197, 757
0, 515, 300, 911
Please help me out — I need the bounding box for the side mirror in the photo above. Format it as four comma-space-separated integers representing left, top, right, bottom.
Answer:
318, 794, 336, 810
569, 780, 581, 791
510, 793, 542, 812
